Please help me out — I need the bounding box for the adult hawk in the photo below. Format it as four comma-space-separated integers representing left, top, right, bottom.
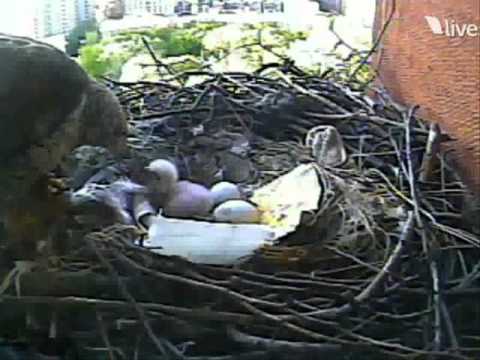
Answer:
0, 33, 127, 260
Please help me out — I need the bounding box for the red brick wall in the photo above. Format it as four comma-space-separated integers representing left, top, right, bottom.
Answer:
373, 0, 480, 193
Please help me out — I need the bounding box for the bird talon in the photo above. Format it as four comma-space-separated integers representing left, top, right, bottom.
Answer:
47, 176, 69, 194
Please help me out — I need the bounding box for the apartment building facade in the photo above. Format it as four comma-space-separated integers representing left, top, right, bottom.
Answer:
124, 0, 177, 16
77, 0, 97, 22
33, 0, 96, 38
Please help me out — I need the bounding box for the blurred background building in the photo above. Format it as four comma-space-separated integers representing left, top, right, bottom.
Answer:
124, 0, 176, 16
0, 0, 96, 39
77, 0, 97, 22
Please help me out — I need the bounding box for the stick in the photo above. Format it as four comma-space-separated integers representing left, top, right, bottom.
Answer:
419, 123, 442, 182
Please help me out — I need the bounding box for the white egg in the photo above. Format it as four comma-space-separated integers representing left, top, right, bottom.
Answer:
213, 200, 260, 224
210, 181, 242, 206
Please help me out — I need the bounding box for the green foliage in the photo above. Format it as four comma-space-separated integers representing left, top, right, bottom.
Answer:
348, 54, 374, 84
85, 31, 99, 45
223, 22, 309, 68
115, 22, 224, 58
305, 51, 374, 89
79, 44, 127, 80
78, 45, 108, 79
78, 23, 226, 79
66, 19, 99, 56
77, 21, 311, 80
149, 28, 203, 57
190, 22, 226, 36
334, 52, 375, 86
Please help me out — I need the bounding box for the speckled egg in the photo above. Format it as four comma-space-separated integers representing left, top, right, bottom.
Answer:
213, 200, 260, 224
210, 181, 242, 206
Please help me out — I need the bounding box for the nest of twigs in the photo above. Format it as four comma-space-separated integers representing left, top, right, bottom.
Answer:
1, 58, 479, 360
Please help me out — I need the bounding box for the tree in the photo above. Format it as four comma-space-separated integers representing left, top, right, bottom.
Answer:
234, 23, 309, 68
85, 31, 99, 45
78, 45, 109, 79
65, 19, 99, 57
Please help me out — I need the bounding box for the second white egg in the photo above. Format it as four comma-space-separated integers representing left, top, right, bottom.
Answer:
213, 200, 260, 224
210, 181, 242, 206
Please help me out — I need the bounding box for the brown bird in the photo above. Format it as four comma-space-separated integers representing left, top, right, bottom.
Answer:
3, 176, 72, 260
0, 34, 127, 261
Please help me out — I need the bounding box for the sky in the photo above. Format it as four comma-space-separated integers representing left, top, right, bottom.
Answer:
0, 0, 37, 36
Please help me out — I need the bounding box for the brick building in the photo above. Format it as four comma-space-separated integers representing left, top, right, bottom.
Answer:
373, 0, 480, 193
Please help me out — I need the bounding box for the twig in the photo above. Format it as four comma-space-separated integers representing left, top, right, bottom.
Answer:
350, 0, 397, 82
86, 236, 178, 359
420, 123, 442, 182
141, 37, 176, 79
440, 300, 460, 352
227, 327, 341, 353
96, 310, 118, 360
